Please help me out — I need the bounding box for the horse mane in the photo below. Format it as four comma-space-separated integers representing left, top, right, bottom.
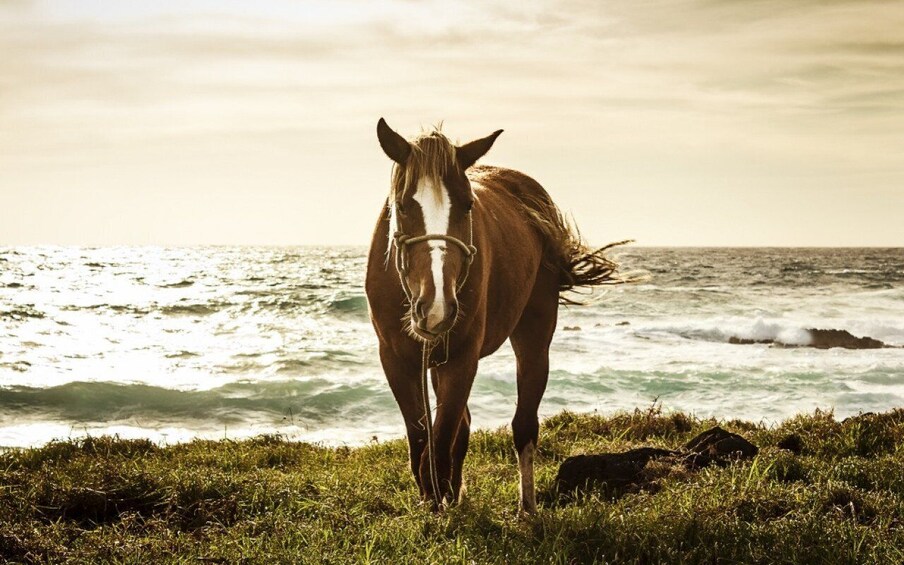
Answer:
389, 126, 457, 201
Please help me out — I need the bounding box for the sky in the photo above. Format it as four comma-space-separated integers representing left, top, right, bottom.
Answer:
1, 0, 902, 247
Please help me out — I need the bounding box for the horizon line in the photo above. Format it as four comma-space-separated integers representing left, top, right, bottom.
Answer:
2, 243, 902, 250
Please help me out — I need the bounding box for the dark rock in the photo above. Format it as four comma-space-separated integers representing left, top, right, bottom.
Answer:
777, 434, 804, 455
550, 427, 761, 504
728, 336, 772, 345
553, 448, 675, 497
842, 412, 875, 424
806, 329, 886, 350
562, 326, 581, 331
616, 321, 630, 326
683, 426, 759, 468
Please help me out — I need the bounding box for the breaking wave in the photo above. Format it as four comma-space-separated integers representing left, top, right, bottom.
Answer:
638, 318, 901, 348
0, 380, 394, 425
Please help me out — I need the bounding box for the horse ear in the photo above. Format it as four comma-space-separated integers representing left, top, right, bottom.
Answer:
376, 118, 411, 165
457, 129, 503, 169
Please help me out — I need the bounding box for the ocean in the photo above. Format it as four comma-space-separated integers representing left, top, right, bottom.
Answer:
1, 246, 902, 448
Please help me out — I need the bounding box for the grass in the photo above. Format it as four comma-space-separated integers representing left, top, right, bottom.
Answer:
2, 406, 904, 564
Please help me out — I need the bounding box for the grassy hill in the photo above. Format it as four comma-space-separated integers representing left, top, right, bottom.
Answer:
2, 407, 903, 564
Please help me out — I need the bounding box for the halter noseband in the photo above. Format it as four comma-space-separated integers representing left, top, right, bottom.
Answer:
392, 211, 477, 336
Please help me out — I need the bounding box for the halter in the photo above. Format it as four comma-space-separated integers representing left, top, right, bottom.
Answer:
392, 211, 477, 326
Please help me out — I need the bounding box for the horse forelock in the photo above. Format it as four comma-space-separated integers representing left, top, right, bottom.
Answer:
389, 128, 456, 201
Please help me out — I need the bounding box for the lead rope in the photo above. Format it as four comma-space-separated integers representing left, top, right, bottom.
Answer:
394, 210, 476, 507
420, 340, 442, 505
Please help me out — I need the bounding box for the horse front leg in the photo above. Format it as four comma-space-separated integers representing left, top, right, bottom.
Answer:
451, 405, 471, 502
422, 354, 478, 507
380, 345, 429, 496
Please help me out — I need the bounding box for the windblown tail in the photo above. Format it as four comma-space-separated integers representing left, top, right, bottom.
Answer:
558, 238, 633, 305
514, 184, 635, 305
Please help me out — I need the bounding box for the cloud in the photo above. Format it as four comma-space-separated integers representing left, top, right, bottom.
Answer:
1, 0, 902, 245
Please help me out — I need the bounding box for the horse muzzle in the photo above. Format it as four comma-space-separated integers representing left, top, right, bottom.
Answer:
412, 296, 459, 339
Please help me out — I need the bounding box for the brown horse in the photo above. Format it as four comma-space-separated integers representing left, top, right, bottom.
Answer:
366, 119, 624, 512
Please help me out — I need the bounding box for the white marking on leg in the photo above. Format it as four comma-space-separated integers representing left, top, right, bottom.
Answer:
412, 177, 451, 332
518, 442, 536, 512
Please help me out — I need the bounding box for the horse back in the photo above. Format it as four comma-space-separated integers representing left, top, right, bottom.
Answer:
467, 166, 557, 356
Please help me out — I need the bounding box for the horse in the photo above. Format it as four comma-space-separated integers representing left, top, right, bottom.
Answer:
365, 118, 624, 512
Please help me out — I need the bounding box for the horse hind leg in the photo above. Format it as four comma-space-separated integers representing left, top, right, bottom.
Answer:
510, 341, 549, 513
451, 405, 471, 502
509, 272, 558, 513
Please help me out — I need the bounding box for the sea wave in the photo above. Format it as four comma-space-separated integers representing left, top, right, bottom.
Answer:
26, 292, 368, 319
158, 279, 195, 288
653, 319, 812, 345
0, 380, 393, 424
635, 318, 902, 348
160, 302, 231, 316
326, 293, 369, 316
165, 351, 200, 359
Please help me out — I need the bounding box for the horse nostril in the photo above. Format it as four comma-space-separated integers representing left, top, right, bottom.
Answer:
414, 299, 426, 320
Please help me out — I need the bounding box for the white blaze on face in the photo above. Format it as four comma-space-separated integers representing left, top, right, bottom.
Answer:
412, 177, 451, 331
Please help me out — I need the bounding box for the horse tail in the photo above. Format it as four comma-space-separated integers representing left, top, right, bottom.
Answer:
556, 235, 632, 305
523, 193, 632, 304
509, 177, 634, 304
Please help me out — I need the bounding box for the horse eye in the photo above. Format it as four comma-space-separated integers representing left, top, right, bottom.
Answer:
466, 201, 474, 211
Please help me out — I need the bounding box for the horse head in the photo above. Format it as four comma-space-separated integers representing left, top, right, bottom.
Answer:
377, 118, 502, 341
